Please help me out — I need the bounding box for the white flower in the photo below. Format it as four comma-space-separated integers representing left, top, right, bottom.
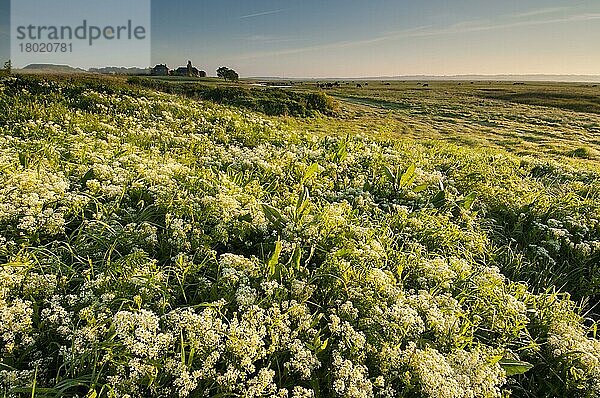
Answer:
236, 285, 258, 307
285, 339, 321, 379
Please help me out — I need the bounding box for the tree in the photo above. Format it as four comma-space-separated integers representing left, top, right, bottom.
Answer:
217, 66, 239, 81
224, 69, 239, 82
216, 66, 229, 79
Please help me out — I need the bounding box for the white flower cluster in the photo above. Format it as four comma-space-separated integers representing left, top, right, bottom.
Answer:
0, 169, 69, 235
114, 310, 173, 360
285, 339, 321, 380
331, 352, 374, 398
544, 300, 600, 394
0, 298, 34, 354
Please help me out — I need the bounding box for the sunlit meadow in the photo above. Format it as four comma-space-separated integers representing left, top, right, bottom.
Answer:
0, 75, 599, 397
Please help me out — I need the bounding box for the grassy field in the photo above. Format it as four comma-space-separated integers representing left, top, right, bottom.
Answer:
292, 80, 600, 160
0, 74, 599, 397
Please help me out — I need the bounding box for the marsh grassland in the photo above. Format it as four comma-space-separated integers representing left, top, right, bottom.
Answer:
1, 75, 599, 397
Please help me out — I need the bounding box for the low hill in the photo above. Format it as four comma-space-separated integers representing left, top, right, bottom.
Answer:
20, 63, 86, 74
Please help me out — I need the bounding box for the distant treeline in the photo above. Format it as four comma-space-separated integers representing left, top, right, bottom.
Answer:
128, 77, 338, 117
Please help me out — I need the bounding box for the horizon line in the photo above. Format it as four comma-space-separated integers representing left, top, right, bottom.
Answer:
248, 74, 600, 82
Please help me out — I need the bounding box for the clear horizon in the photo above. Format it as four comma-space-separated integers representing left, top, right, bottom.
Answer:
1, 0, 600, 77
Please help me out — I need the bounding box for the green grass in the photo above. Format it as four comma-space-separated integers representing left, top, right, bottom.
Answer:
0, 74, 599, 397
478, 88, 600, 115
128, 76, 338, 117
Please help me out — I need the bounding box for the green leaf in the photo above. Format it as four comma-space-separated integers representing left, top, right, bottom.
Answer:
268, 240, 282, 278
295, 187, 311, 221
309, 313, 324, 328
462, 192, 477, 210
180, 330, 186, 366
291, 245, 302, 272
261, 204, 284, 229
302, 163, 319, 184
335, 141, 348, 162
320, 338, 328, 351
18, 152, 28, 168
297, 186, 309, 211
399, 163, 416, 188
238, 213, 253, 222
431, 190, 446, 208
383, 166, 396, 184
85, 389, 98, 398
499, 359, 534, 376
413, 183, 429, 193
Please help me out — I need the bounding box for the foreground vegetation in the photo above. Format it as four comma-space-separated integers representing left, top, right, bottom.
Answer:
0, 75, 599, 397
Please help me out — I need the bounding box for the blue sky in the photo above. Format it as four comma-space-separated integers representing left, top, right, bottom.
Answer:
2, 0, 600, 77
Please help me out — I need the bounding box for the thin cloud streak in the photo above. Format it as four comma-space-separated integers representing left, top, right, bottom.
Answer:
229, 25, 432, 60
231, 12, 600, 61
407, 13, 600, 37
239, 35, 304, 44
514, 7, 571, 18
239, 9, 284, 19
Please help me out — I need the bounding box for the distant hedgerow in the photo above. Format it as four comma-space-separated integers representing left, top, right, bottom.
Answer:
128, 76, 338, 117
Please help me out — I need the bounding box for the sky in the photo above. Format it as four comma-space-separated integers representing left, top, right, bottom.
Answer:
1, 0, 600, 77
